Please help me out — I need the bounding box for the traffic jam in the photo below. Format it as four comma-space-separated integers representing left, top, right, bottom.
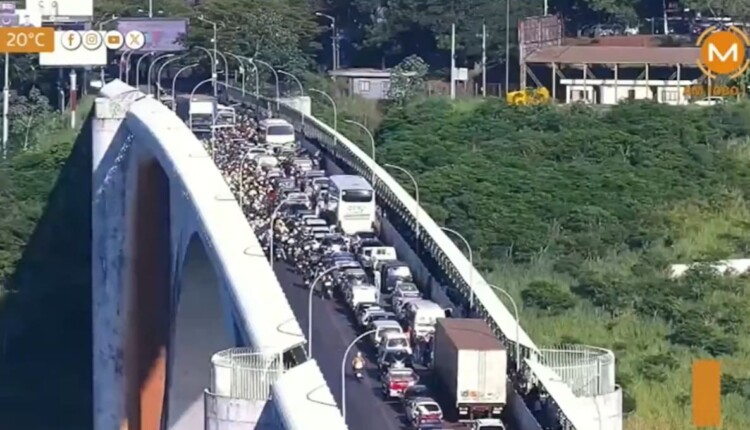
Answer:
190, 100, 509, 430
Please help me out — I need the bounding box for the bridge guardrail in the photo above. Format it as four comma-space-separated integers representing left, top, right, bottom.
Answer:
95, 81, 345, 428
223, 85, 597, 429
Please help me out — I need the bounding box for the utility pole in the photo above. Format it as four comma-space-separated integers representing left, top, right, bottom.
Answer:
450, 23, 456, 100
662, 0, 668, 35
504, 0, 510, 95
481, 24, 487, 97
544, 0, 548, 15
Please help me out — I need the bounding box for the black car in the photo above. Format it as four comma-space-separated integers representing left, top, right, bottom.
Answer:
402, 384, 432, 408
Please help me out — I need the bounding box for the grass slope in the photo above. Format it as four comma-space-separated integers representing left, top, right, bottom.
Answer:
373, 98, 750, 430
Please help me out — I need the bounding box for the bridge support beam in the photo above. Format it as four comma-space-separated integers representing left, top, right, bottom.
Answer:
92, 96, 132, 430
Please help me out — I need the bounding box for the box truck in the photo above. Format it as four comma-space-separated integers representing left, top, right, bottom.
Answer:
433, 318, 507, 421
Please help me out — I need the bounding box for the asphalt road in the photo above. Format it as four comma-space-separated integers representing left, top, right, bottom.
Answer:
273, 260, 409, 430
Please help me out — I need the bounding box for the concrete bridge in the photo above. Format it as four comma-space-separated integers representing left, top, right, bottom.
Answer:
91, 79, 622, 429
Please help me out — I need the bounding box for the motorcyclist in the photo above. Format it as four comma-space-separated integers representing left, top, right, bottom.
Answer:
351, 351, 365, 372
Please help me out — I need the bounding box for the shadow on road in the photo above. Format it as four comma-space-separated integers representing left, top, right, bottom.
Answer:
0, 112, 93, 430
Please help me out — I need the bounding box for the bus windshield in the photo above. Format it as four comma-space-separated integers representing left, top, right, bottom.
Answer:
268, 125, 294, 135
342, 189, 373, 202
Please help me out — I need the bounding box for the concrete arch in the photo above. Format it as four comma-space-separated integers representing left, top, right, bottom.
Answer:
167, 232, 233, 429
125, 155, 172, 430
93, 80, 311, 430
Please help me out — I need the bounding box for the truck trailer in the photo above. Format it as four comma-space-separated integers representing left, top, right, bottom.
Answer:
433, 318, 507, 421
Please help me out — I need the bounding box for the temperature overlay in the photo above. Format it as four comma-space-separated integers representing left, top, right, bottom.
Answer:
0, 27, 54, 53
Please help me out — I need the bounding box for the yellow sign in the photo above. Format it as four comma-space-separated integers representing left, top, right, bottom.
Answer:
692, 359, 721, 427
696, 26, 750, 79
0, 27, 54, 53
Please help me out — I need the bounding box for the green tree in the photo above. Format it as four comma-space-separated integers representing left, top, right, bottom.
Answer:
188, 0, 321, 74
7, 87, 60, 154
521, 280, 576, 314
388, 55, 429, 104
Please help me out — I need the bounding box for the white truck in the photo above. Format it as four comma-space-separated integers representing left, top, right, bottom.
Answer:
176, 95, 215, 132
433, 318, 507, 422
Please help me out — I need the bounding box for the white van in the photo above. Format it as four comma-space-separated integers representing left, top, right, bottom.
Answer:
347, 284, 379, 310
403, 299, 446, 338
259, 118, 295, 145
359, 246, 397, 269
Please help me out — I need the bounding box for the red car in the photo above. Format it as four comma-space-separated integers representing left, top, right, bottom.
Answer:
381, 367, 418, 399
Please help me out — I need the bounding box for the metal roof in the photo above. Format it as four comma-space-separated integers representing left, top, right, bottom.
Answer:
525, 45, 702, 65
329, 174, 373, 190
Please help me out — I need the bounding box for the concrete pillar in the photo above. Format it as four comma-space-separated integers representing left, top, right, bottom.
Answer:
91, 96, 130, 430
92, 97, 128, 174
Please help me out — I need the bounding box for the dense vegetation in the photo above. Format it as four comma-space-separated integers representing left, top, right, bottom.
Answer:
372, 99, 750, 429
0, 98, 93, 429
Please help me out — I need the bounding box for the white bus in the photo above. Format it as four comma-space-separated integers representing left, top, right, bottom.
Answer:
326, 175, 376, 234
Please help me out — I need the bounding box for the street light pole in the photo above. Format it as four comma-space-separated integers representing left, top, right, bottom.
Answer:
343, 119, 376, 185
309, 88, 337, 145
194, 45, 217, 98
224, 52, 246, 94
278, 70, 305, 127
134, 51, 154, 89
307, 266, 339, 358
236, 55, 259, 97
488, 284, 520, 371
315, 12, 337, 70
146, 53, 174, 95
171, 63, 198, 110
156, 54, 183, 98
341, 329, 377, 421
505, 0, 510, 94
440, 226, 474, 311
190, 78, 214, 139
254, 59, 279, 109
385, 164, 419, 241
98, 15, 118, 84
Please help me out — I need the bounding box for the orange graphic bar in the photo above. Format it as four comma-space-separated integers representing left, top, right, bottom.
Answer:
692, 359, 721, 427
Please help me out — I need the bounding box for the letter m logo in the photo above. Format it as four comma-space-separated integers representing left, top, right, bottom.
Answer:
708, 43, 739, 62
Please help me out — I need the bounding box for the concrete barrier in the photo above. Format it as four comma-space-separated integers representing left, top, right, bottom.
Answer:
224, 85, 618, 429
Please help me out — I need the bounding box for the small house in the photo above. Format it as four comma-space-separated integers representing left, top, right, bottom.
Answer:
329, 68, 394, 99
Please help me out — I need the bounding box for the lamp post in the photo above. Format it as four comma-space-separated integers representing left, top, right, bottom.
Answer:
307, 266, 339, 358
234, 55, 259, 97
315, 12, 338, 70
253, 59, 279, 109
224, 52, 247, 94
98, 15, 118, 84
278, 70, 305, 127
488, 284, 520, 371
341, 329, 377, 421
171, 63, 198, 110
146, 53, 174, 95
197, 15, 219, 98
440, 226, 474, 310
194, 45, 217, 97
385, 164, 419, 241
269, 200, 289, 266
156, 54, 183, 99
343, 119, 376, 185
309, 88, 336, 131
134, 51, 154, 89
119, 50, 137, 83
189, 78, 215, 140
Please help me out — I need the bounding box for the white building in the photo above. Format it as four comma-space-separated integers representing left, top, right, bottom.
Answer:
560, 78, 696, 105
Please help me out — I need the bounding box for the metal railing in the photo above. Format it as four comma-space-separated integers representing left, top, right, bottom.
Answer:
210, 347, 289, 400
